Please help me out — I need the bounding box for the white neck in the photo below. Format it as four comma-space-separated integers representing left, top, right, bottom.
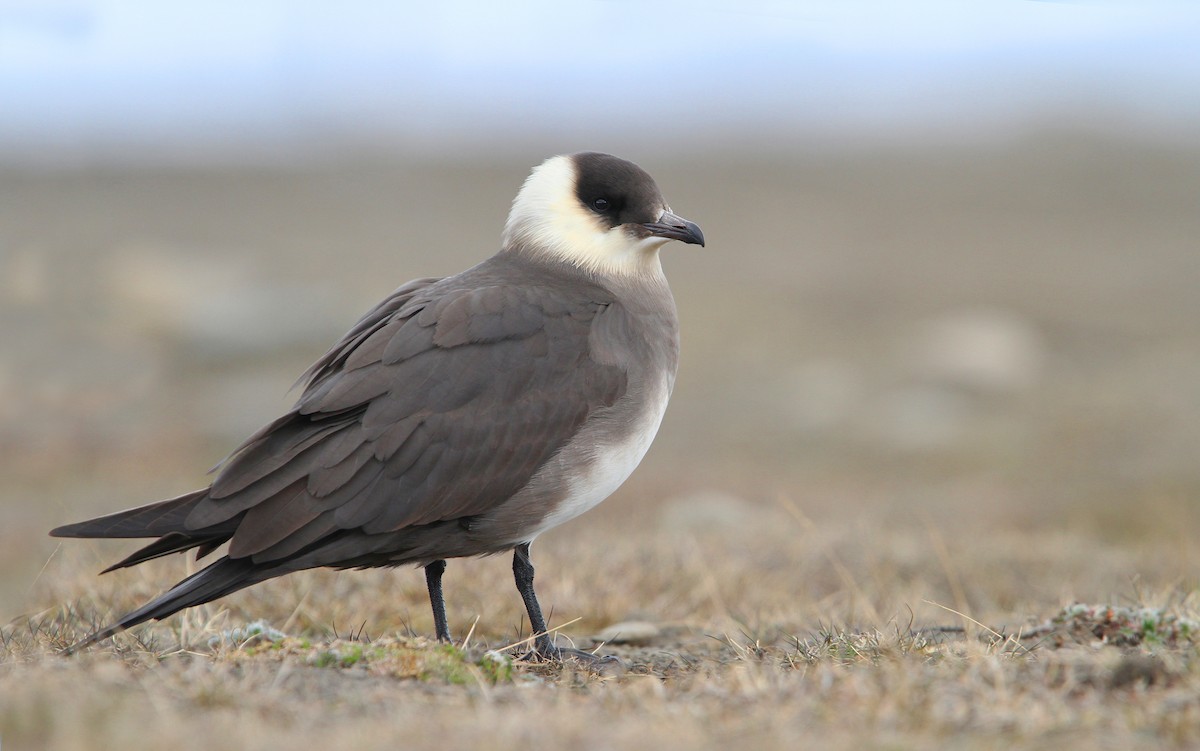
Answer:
502, 155, 668, 280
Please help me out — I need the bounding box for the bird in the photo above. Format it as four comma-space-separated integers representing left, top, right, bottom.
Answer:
50, 151, 704, 660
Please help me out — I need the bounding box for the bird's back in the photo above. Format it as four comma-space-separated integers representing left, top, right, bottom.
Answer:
55, 249, 677, 567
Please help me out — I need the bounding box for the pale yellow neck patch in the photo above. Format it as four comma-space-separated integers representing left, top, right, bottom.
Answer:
502, 155, 667, 279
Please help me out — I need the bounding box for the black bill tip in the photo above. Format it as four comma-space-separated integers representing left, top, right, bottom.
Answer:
641, 210, 705, 247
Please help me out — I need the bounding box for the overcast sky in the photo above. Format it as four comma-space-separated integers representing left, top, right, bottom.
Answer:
2, 0, 1198, 165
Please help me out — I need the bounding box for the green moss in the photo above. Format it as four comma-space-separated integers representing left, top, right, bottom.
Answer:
477, 651, 514, 683
311, 650, 340, 668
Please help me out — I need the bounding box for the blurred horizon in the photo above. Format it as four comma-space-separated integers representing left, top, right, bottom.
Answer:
4, 0, 1200, 658
2, 0, 1199, 167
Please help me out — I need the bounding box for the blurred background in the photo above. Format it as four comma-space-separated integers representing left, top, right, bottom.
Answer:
3, 1, 1199, 625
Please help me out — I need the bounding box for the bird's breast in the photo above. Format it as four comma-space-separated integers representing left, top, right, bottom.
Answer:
519, 372, 671, 541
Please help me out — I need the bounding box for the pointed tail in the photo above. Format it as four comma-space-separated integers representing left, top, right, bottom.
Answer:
66, 556, 275, 653
51, 489, 238, 574
50, 489, 209, 539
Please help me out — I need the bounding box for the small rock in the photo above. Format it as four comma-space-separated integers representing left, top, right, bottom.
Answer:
1110, 654, 1169, 688
906, 308, 1045, 393
593, 621, 661, 646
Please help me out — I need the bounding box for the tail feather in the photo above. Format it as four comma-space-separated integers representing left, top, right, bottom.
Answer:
99, 531, 233, 574
50, 489, 210, 539
51, 488, 236, 577
66, 556, 273, 653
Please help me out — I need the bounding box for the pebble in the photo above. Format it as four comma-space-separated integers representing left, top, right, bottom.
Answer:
905, 308, 1045, 394
593, 621, 661, 646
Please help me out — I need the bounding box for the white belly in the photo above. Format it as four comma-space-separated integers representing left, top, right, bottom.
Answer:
524, 381, 670, 539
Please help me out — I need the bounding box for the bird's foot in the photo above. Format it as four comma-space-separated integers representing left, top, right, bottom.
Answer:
517, 642, 624, 674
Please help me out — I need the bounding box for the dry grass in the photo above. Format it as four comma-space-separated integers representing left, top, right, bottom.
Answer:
4, 138, 1200, 749
5, 497, 1200, 751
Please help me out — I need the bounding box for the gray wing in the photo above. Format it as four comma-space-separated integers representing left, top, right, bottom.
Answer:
182, 272, 628, 562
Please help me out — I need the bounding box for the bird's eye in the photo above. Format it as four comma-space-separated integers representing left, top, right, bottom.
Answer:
591, 197, 611, 213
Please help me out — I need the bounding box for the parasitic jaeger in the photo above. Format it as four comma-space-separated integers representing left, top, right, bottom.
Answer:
50, 152, 704, 660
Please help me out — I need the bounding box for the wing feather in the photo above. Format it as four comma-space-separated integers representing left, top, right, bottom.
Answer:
178, 258, 627, 563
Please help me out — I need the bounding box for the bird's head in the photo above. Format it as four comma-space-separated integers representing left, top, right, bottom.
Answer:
502, 152, 705, 277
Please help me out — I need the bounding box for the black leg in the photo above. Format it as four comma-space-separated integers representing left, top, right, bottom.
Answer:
424, 559, 451, 643
511, 543, 623, 670
512, 543, 556, 658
